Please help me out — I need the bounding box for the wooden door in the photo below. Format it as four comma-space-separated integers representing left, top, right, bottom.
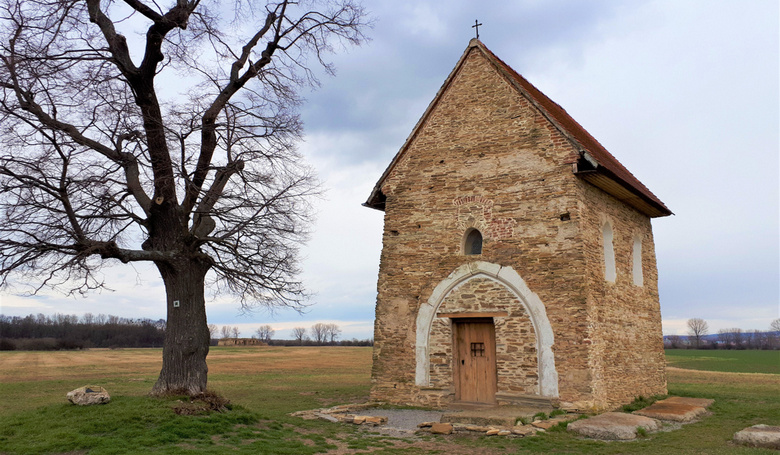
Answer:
453, 318, 497, 404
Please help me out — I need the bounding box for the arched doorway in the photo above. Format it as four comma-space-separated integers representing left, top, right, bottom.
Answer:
415, 262, 559, 400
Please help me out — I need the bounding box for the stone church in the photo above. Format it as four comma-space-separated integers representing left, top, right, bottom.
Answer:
364, 39, 671, 411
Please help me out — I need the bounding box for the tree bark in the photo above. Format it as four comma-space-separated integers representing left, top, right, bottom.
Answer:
152, 258, 211, 395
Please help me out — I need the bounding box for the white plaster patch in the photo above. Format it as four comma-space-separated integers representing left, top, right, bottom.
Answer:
632, 235, 644, 286
602, 221, 617, 282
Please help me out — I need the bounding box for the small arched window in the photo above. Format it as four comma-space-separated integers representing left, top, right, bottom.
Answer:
463, 228, 483, 255
602, 222, 616, 282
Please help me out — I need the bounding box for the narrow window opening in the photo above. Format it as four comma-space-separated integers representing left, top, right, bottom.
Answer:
463, 228, 483, 255
602, 222, 616, 282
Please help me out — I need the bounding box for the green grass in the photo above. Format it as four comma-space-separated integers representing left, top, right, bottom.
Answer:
1, 347, 779, 454
665, 349, 780, 374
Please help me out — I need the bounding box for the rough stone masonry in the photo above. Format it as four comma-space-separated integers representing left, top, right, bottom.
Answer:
364, 39, 671, 412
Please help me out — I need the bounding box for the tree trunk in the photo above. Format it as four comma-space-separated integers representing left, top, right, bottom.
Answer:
152, 258, 211, 395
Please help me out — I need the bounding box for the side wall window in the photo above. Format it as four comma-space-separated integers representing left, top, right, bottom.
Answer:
632, 236, 644, 286
463, 228, 483, 255
602, 222, 616, 282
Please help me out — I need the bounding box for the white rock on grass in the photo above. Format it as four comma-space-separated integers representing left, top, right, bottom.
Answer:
733, 425, 780, 450
66, 386, 110, 406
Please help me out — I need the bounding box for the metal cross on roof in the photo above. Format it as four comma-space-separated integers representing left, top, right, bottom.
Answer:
472, 20, 482, 39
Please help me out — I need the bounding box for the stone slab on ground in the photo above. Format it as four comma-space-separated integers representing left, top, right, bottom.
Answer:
662, 397, 714, 409
430, 423, 453, 435
441, 405, 542, 427
634, 397, 710, 422
567, 412, 660, 440
358, 408, 444, 432
66, 386, 110, 406
733, 425, 780, 450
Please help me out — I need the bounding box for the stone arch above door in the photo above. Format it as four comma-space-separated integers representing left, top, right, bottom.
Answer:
415, 261, 559, 398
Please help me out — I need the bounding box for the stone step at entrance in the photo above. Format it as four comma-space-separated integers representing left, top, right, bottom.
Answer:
442, 402, 555, 427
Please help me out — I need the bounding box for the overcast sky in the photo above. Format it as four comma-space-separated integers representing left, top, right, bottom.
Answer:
1, 0, 778, 340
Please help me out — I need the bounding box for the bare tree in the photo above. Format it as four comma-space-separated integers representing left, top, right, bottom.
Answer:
311, 322, 328, 343
325, 323, 341, 343
0, 1, 366, 395
231, 326, 240, 340
292, 326, 307, 344
731, 328, 744, 349
717, 328, 733, 349
255, 324, 274, 342
769, 319, 780, 349
207, 324, 218, 340
220, 325, 232, 340
686, 318, 709, 348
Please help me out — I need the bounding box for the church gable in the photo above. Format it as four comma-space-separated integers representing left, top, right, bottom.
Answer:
365, 39, 670, 218
367, 43, 580, 211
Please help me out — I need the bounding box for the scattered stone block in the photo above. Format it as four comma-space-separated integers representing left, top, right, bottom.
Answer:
497, 430, 512, 436
634, 400, 707, 422
567, 412, 660, 440
512, 426, 538, 436
316, 413, 339, 423
430, 423, 453, 435
66, 386, 110, 406
531, 420, 558, 430
734, 425, 780, 450
485, 428, 500, 436
364, 416, 387, 426
417, 421, 435, 428
352, 416, 366, 425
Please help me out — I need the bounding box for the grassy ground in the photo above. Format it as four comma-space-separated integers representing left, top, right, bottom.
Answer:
0, 347, 778, 454
665, 349, 780, 375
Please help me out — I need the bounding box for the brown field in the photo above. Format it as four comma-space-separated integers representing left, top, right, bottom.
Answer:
0, 346, 370, 383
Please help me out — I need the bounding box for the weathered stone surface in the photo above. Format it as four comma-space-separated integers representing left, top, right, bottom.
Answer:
316, 413, 339, 423
417, 421, 435, 428
531, 420, 558, 430
485, 429, 500, 436
512, 426, 538, 436
497, 430, 512, 436
634, 400, 707, 422
733, 425, 780, 449
662, 396, 714, 408
363, 416, 388, 426
567, 412, 660, 440
430, 423, 453, 435
369, 40, 667, 412
66, 386, 110, 406
352, 416, 366, 425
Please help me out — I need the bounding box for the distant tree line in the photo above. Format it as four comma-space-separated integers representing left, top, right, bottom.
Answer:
206, 322, 372, 347
0, 313, 165, 350
664, 318, 780, 350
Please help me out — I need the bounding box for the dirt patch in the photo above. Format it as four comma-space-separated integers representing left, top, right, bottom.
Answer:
172, 391, 231, 415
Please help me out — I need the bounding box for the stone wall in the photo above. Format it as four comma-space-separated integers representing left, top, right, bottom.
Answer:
577, 182, 667, 410
370, 44, 665, 411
